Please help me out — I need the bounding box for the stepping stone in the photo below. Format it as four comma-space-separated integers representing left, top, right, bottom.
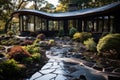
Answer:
70, 70, 83, 78
53, 69, 69, 75
48, 59, 56, 62
59, 62, 64, 66
51, 65, 61, 69
41, 62, 53, 70
45, 62, 53, 66
41, 65, 53, 70
40, 69, 55, 74
55, 75, 68, 80
35, 74, 56, 80
53, 62, 59, 66
30, 72, 42, 80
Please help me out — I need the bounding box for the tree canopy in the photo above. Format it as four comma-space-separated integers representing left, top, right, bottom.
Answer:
55, 0, 120, 12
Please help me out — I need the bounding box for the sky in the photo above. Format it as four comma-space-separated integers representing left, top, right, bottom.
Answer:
26, 0, 59, 8
45, 0, 59, 6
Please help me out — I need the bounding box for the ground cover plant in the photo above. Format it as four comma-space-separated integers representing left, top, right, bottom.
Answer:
0, 33, 48, 79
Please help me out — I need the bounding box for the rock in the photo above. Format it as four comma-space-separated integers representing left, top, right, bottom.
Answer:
112, 68, 120, 73
92, 64, 103, 71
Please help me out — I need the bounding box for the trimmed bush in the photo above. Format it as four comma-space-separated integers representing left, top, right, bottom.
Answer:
0, 59, 23, 80
48, 39, 56, 46
73, 32, 81, 42
31, 53, 41, 62
36, 33, 45, 40
7, 46, 31, 62
84, 38, 97, 52
0, 46, 5, 51
73, 32, 92, 42
22, 44, 41, 63
7, 31, 14, 37
23, 45, 40, 54
0, 38, 20, 45
58, 30, 64, 37
97, 34, 120, 59
69, 27, 77, 37
20, 40, 33, 46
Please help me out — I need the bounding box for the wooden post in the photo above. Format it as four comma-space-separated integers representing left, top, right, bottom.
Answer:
83, 19, 87, 31
46, 19, 49, 31
107, 16, 111, 32
77, 19, 82, 32
21, 15, 24, 31
63, 19, 68, 35
34, 15, 36, 31
96, 17, 99, 32
19, 15, 21, 32
113, 15, 120, 33
102, 16, 104, 32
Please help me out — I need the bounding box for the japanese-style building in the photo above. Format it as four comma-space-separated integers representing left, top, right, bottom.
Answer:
11, 1, 120, 37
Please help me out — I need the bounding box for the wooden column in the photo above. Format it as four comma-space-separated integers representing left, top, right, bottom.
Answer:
40, 18, 42, 31
63, 19, 68, 35
21, 15, 24, 31
96, 17, 99, 32
77, 19, 82, 32
34, 15, 36, 31
58, 20, 60, 30
19, 15, 21, 32
46, 19, 49, 31
41, 18, 44, 31
83, 19, 87, 31
102, 16, 104, 32
113, 15, 120, 33
73, 20, 76, 28
107, 16, 111, 32
92, 19, 95, 32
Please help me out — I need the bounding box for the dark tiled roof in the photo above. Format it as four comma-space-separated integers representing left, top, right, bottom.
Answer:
12, 1, 120, 19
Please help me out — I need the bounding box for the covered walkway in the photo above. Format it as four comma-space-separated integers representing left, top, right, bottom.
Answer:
12, 1, 120, 36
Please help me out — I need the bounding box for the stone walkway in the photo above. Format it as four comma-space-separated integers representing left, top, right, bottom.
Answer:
28, 39, 120, 80
28, 40, 108, 80
29, 55, 108, 80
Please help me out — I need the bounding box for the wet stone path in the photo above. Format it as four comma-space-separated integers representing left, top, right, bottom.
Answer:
29, 40, 107, 80
29, 58, 107, 80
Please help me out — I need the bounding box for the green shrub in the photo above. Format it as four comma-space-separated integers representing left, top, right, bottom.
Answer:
22, 57, 33, 64
97, 34, 120, 59
7, 31, 14, 37
0, 38, 20, 45
33, 39, 41, 44
8, 46, 31, 62
36, 33, 45, 40
69, 27, 77, 37
23, 45, 40, 54
73, 32, 81, 42
48, 39, 56, 46
20, 40, 33, 46
0, 40, 8, 45
22, 44, 41, 63
0, 59, 23, 80
32, 53, 41, 62
58, 30, 64, 37
73, 32, 92, 42
0, 46, 5, 51
84, 38, 97, 52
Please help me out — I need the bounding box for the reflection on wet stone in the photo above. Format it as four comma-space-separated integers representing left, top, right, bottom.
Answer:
41, 65, 52, 70
35, 74, 56, 80
53, 69, 69, 75
30, 72, 42, 80
40, 69, 55, 74
55, 75, 68, 80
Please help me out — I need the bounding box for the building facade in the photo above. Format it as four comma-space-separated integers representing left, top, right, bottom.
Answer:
11, 1, 120, 37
